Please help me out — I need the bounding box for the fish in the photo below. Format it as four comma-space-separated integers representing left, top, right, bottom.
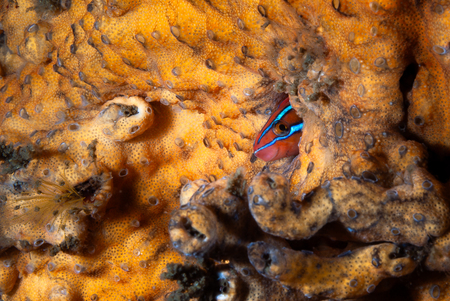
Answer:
253, 97, 304, 162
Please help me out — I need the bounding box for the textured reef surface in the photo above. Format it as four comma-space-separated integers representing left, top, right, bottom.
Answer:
0, 0, 450, 300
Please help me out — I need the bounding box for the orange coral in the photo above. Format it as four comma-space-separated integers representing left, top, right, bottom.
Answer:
169, 170, 286, 258
0, 0, 449, 300
248, 241, 418, 299
0, 0, 278, 298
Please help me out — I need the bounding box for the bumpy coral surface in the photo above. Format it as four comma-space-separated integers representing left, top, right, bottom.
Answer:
0, 0, 449, 300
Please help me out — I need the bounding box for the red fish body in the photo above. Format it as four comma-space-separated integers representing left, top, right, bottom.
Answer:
253, 97, 304, 162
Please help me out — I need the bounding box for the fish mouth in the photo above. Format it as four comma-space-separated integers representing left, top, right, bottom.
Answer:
254, 147, 279, 162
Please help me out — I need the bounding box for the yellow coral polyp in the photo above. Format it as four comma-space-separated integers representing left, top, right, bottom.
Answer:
0, 168, 113, 250
97, 96, 154, 142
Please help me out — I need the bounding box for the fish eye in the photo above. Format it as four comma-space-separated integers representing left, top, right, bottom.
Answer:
272, 121, 290, 137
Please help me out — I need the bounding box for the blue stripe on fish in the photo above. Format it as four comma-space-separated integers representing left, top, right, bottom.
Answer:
257, 105, 293, 144
254, 122, 304, 154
